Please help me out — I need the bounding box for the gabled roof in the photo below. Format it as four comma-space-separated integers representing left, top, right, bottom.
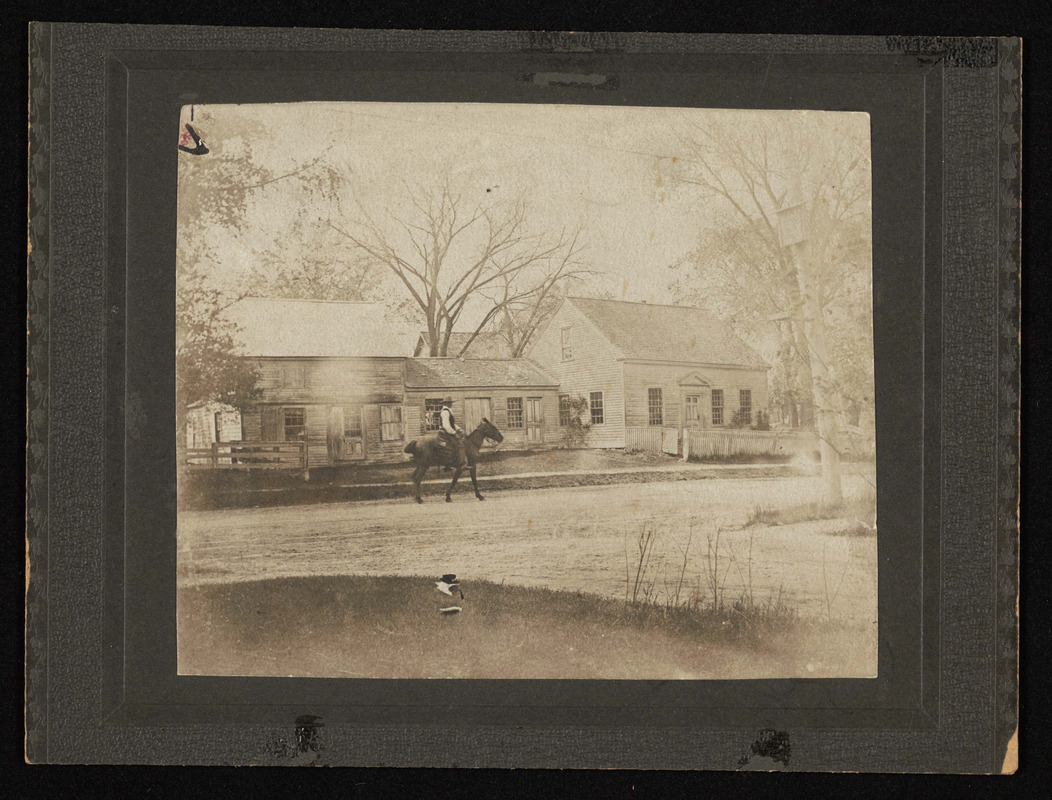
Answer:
405, 358, 558, 389
413, 331, 512, 359
565, 297, 769, 369
224, 297, 415, 358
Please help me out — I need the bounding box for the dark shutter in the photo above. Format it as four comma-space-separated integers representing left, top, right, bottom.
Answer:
261, 407, 282, 442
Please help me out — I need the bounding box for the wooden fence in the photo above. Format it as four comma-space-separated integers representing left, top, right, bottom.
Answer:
626, 427, 820, 458
184, 441, 308, 472
625, 427, 671, 453
685, 429, 818, 458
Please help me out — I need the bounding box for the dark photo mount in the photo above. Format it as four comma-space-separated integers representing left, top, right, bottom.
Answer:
25, 26, 1020, 772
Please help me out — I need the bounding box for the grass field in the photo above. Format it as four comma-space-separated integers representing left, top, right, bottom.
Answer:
178, 574, 875, 680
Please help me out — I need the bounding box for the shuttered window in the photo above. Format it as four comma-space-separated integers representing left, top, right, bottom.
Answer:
559, 394, 572, 426
380, 405, 403, 441
647, 388, 663, 426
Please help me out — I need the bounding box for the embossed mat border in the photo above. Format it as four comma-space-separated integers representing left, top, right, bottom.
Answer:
25, 27, 1019, 772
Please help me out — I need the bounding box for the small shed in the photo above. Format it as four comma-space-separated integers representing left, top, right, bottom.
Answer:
404, 358, 560, 449
185, 401, 243, 449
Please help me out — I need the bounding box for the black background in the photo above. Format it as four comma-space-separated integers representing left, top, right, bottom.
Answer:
8, 3, 1049, 798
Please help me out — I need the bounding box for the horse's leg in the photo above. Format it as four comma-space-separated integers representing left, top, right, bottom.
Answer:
412, 463, 426, 503
446, 466, 463, 502
469, 464, 484, 500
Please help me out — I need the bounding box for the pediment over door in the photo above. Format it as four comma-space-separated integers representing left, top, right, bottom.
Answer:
677, 371, 713, 388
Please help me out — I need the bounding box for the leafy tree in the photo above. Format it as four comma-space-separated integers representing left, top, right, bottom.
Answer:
668, 115, 872, 424
247, 218, 382, 302
175, 262, 261, 424
175, 106, 349, 425
668, 112, 874, 503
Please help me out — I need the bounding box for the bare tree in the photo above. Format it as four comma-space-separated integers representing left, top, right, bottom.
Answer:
479, 245, 592, 358
669, 113, 873, 504
328, 178, 588, 356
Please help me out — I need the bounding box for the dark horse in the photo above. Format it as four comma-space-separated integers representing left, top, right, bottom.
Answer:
403, 418, 504, 503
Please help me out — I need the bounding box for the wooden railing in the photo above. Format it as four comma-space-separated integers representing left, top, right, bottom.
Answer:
184, 441, 308, 471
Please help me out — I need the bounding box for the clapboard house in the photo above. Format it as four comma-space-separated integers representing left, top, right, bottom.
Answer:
528, 297, 770, 451
229, 298, 416, 467
404, 358, 560, 450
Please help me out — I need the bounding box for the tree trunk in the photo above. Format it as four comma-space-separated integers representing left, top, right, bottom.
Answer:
790, 250, 842, 506
790, 319, 816, 430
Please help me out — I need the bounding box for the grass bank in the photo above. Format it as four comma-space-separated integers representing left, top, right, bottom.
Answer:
178, 574, 875, 680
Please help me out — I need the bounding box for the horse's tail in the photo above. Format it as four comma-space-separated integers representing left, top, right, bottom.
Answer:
404, 440, 418, 456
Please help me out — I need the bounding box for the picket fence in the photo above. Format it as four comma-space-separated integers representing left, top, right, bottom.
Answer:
625, 427, 820, 458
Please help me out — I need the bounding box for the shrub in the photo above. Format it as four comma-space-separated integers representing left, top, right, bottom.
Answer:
560, 394, 592, 448
752, 410, 771, 431
728, 409, 749, 429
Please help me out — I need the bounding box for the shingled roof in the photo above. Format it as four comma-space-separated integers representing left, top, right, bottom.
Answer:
224, 297, 415, 358
565, 297, 769, 369
405, 358, 558, 389
413, 331, 511, 359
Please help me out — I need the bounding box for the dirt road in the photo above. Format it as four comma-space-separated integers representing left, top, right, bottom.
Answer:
179, 475, 877, 626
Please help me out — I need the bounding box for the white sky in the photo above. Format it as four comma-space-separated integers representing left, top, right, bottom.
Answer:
180, 102, 870, 324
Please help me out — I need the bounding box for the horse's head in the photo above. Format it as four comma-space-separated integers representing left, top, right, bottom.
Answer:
479, 417, 503, 444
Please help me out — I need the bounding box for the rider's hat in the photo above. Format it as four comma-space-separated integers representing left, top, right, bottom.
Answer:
442, 396, 453, 404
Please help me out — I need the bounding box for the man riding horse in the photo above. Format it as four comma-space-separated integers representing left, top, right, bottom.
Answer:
403, 402, 504, 503
438, 396, 468, 468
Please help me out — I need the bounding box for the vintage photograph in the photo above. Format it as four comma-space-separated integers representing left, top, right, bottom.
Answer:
175, 102, 878, 680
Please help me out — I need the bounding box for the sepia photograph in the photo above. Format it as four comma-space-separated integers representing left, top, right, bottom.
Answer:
174, 101, 878, 681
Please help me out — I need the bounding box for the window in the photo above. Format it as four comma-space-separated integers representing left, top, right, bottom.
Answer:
283, 407, 306, 441
380, 404, 403, 441
711, 389, 724, 426
424, 398, 443, 432
506, 397, 524, 429
739, 389, 752, 426
559, 394, 572, 426
282, 362, 307, 388
647, 388, 663, 426
589, 391, 604, 425
685, 395, 701, 425
561, 327, 573, 361
343, 406, 362, 438
214, 412, 223, 442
